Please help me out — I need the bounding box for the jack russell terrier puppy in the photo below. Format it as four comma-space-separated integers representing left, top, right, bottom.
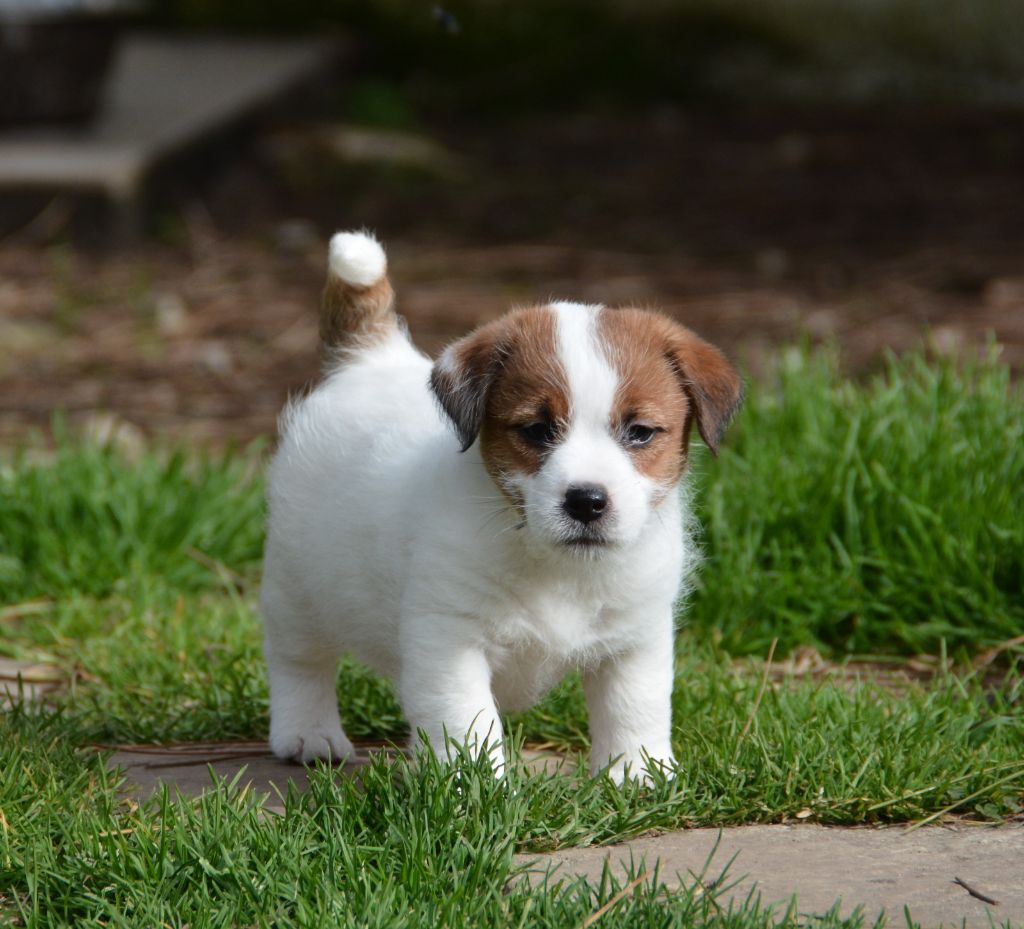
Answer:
261, 231, 742, 782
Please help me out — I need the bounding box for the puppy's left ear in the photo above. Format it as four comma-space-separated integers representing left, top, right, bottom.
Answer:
430, 320, 507, 451
665, 326, 743, 456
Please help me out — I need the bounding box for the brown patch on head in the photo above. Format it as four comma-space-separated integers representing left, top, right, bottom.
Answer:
598, 308, 743, 485
597, 310, 690, 487
430, 306, 569, 498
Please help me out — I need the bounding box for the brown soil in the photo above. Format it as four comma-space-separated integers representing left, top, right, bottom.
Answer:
1, 106, 1022, 447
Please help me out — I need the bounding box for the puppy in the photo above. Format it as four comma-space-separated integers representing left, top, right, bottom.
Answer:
261, 231, 742, 782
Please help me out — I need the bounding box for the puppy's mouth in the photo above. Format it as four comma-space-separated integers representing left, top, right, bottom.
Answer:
514, 519, 612, 550
560, 530, 612, 550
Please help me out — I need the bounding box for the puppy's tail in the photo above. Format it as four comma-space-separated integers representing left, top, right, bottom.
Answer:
320, 230, 396, 359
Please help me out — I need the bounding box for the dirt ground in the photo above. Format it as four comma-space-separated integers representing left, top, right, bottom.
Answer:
1, 105, 1022, 446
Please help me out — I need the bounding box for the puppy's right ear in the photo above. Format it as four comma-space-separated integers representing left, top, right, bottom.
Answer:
430, 321, 507, 451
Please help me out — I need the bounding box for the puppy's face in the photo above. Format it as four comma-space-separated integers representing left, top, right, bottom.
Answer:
431, 302, 742, 552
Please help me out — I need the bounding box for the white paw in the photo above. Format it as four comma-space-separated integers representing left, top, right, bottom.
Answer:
270, 723, 355, 765
599, 753, 677, 787
411, 731, 507, 777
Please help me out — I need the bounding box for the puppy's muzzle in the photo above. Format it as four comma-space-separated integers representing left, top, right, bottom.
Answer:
562, 484, 610, 525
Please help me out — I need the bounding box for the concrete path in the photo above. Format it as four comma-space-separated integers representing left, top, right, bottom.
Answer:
105, 741, 1023, 927
109, 740, 395, 813
106, 740, 567, 814
0, 657, 65, 708
516, 823, 1023, 928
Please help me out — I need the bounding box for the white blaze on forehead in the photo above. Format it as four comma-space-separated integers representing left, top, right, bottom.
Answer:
551, 301, 617, 427
515, 301, 656, 547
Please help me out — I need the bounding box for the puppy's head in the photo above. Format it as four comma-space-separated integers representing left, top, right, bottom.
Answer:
430, 302, 742, 551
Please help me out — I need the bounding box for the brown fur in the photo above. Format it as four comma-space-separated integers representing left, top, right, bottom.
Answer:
430, 306, 568, 499
599, 309, 743, 480
597, 309, 691, 486
320, 274, 395, 361
478, 308, 567, 492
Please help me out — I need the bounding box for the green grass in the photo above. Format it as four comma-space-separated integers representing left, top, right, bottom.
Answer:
690, 347, 1024, 656
2, 348, 1020, 656
0, 348, 1022, 927
0, 428, 264, 605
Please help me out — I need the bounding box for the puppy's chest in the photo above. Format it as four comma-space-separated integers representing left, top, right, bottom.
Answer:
487, 582, 637, 663
483, 592, 623, 711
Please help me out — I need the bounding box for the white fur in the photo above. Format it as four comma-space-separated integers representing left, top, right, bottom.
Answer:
328, 231, 387, 287
262, 298, 694, 782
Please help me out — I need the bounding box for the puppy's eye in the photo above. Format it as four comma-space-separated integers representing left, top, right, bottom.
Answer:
623, 423, 658, 448
518, 420, 558, 447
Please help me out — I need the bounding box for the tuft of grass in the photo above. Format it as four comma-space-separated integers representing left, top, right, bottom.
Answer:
690, 347, 1024, 656
0, 429, 265, 605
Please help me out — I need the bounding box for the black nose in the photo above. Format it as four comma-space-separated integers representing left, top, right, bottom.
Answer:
563, 484, 609, 524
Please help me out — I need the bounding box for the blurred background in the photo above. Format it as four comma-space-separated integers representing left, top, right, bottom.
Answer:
1, 0, 1022, 446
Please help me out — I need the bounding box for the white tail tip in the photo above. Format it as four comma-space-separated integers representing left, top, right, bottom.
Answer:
328, 231, 387, 288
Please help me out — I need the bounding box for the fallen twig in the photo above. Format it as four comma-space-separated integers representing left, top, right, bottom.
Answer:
737, 638, 778, 747
142, 753, 271, 770
904, 765, 1024, 832
973, 635, 1024, 669
580, 872, 648, 928
953, 876, 999, 906
185, 547, 247, 590
0, 600, 54, 623
91, 740, 270, 756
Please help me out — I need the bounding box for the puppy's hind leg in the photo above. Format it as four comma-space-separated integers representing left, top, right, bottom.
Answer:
262, 591, 354, 764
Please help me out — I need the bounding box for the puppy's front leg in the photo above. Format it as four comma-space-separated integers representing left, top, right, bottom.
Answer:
265, 649, 354, 765
400, 615, 505, 774
584, 611, 677, 784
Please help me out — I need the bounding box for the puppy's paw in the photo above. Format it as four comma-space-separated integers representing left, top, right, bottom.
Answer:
600, 753, 677, 787
270, 723, 355, 765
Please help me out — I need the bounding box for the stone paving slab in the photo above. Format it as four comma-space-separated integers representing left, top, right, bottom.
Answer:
0, 657, 65, 708
108, 740, 387, 813
515, 823, 1024, 928
106, 740, 568, 815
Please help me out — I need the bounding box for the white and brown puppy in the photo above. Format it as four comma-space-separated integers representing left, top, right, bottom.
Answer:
261, 231, 742, 782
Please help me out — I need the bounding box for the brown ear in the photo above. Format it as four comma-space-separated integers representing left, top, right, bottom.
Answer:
665, 326, 743, 455
429, 320, 508, 451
